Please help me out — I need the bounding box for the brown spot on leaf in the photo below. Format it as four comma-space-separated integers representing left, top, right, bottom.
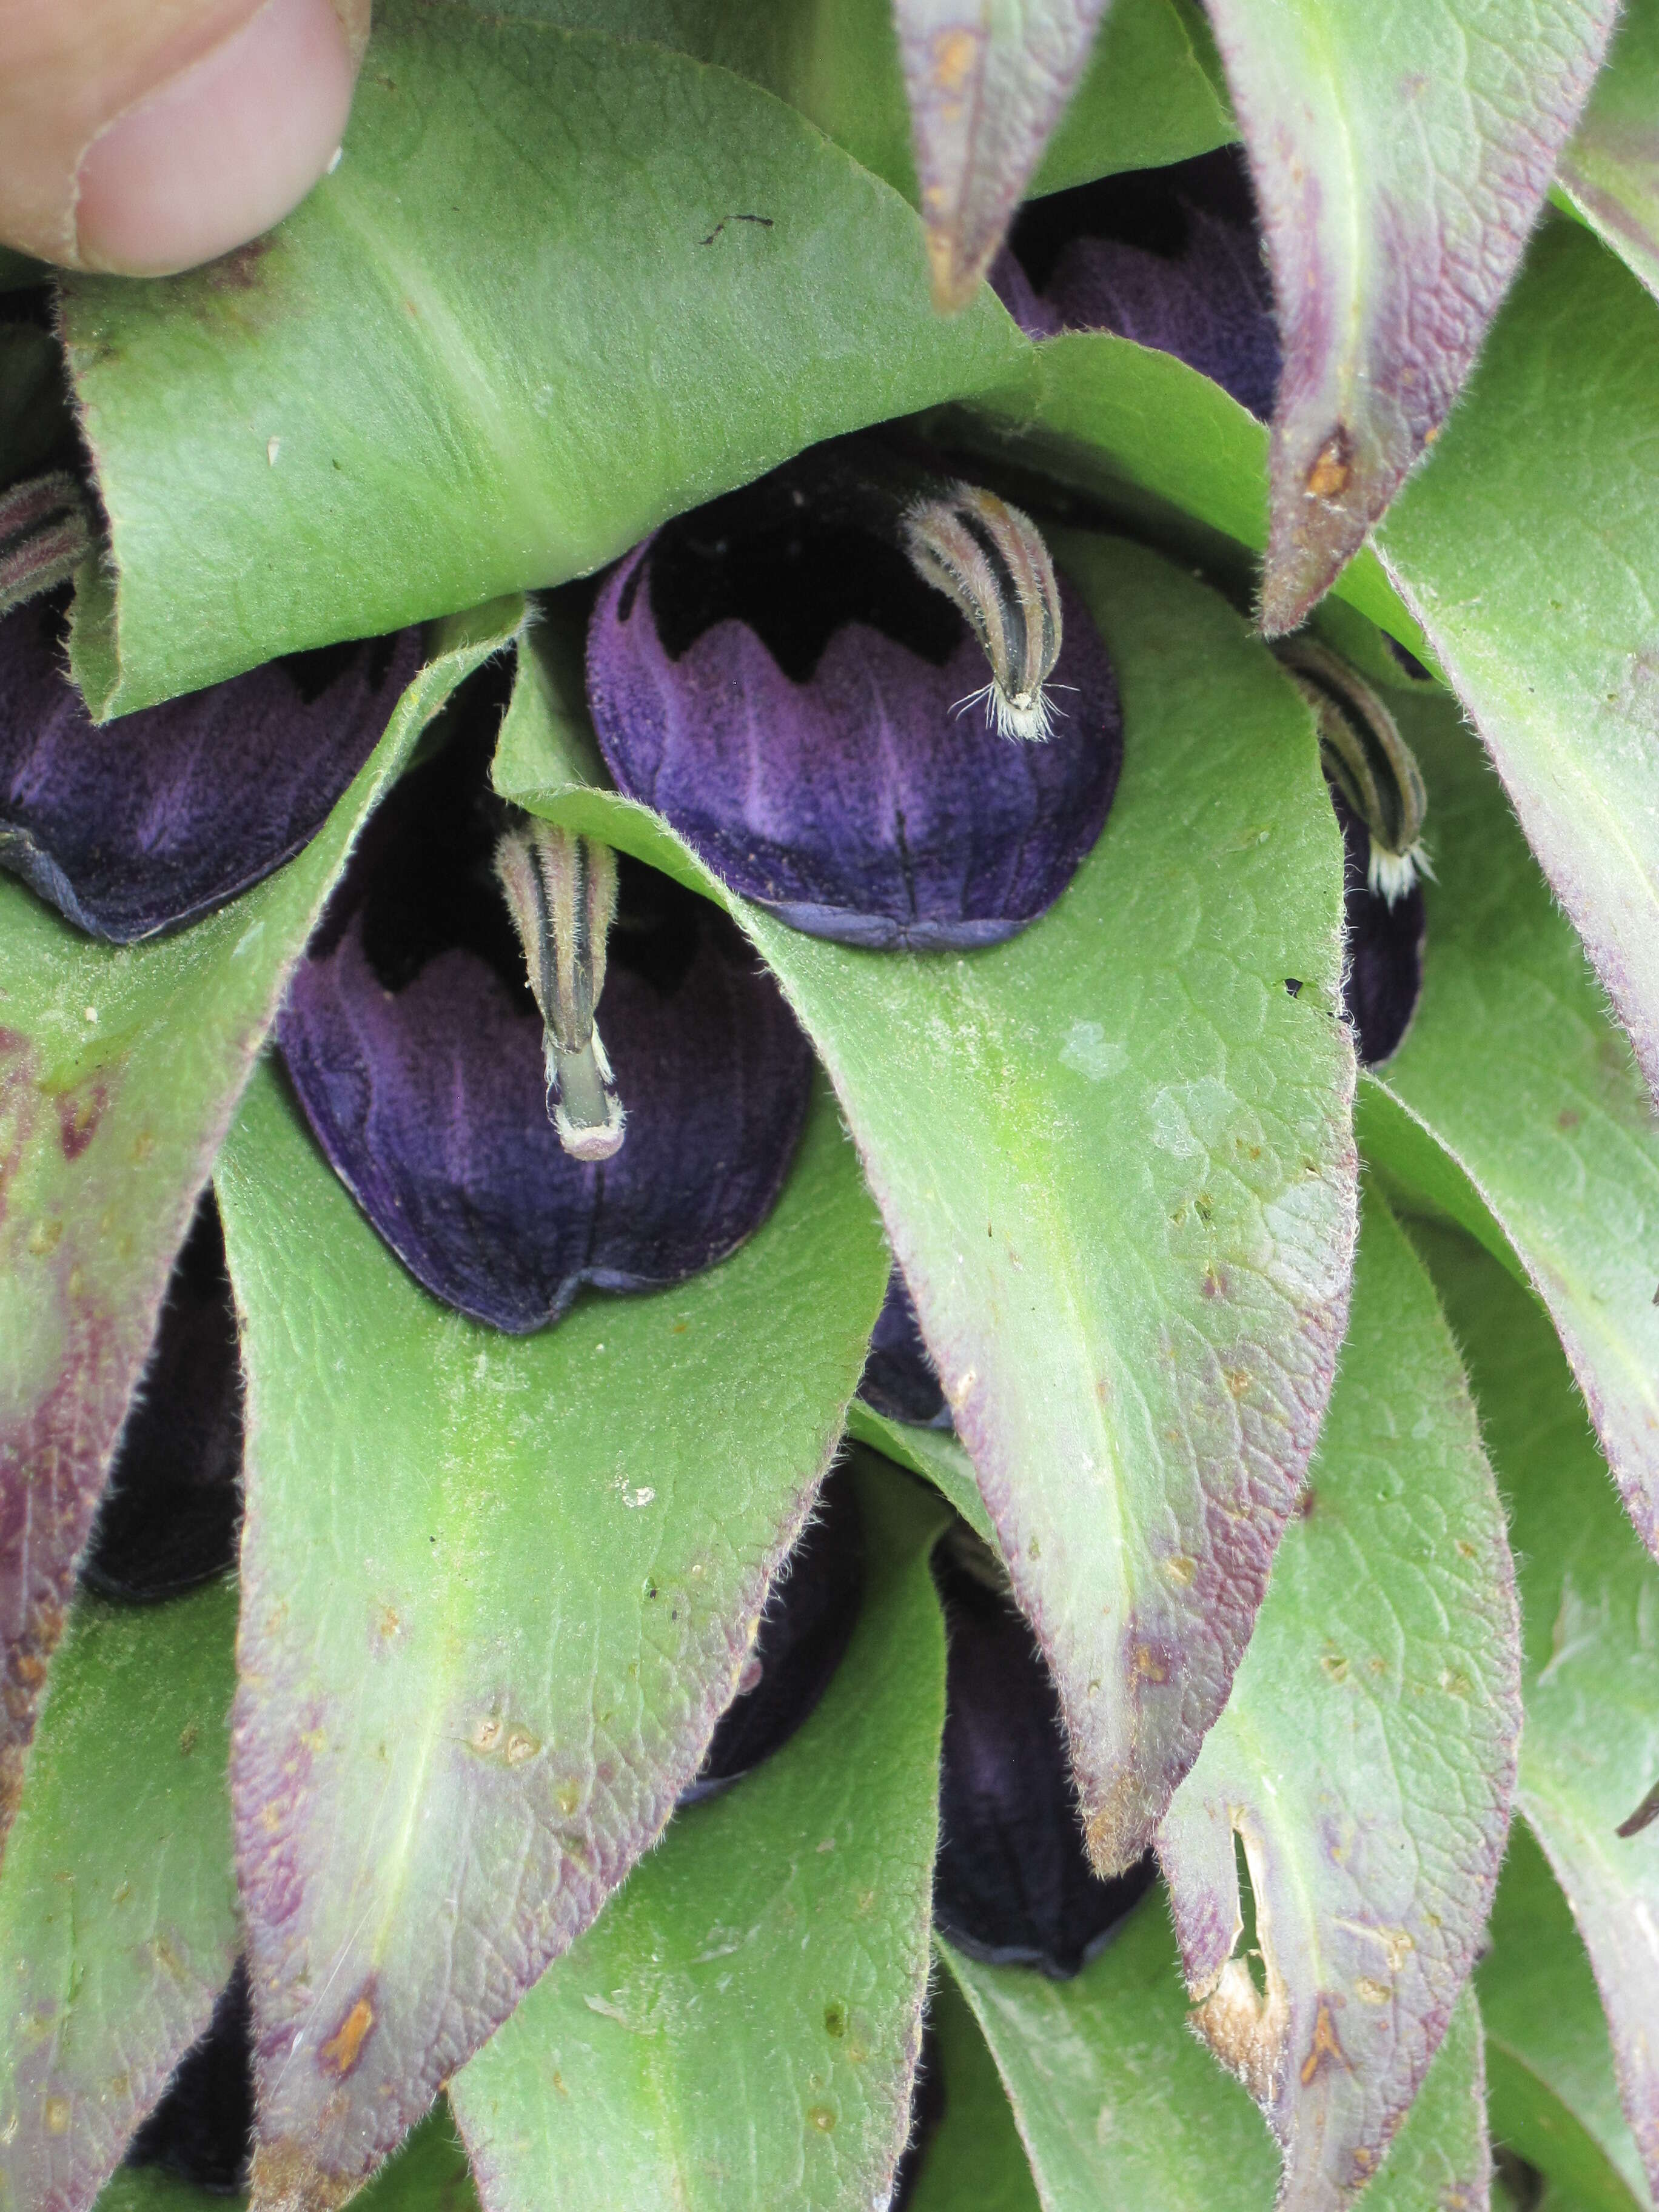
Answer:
55, 1082, 107, 1161
207, 236, 273, 291
250, 2136, 358, 2212
1299, 1998, 1349, 2085
1305, 428, 1354, 501
318, 1989, 376, 2078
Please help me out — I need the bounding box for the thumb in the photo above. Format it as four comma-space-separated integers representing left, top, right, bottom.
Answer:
0, 0, 369, 278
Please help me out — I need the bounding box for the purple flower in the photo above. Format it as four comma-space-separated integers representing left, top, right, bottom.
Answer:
585, 452, 1122, 950
680, 1467, 865, 1804
933, 1534, 1154, 1977
861, 1269, 951, 1429
277, 706, 814, 1333
991, 153, 1281, 421
0, 591, 420, 941
1335, 789, 1426, 1067
79, 1191, 244, 1604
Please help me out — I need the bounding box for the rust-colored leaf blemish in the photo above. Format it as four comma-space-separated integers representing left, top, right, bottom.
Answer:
318, 1988, 376, 2079
1305, 427, 1354, 502
55, 1081, 108, 1161
249, 2136, 357, 2212
1299, 1996, 1349, 2085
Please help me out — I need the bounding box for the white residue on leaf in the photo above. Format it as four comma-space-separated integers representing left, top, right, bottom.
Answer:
1060, 1019, 1128, 1081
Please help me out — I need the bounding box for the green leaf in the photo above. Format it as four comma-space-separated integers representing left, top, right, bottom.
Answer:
844, 1404, 999, 1551
0, 1586, 238, 2212
905, 1966, 1041, 2212
1413, 1219, 1659, 2205
1379, 220, 1659, 1114
477, 0, 1230, 210
0, 598, 516, 1851
1558, 0, 1659, 301
944, 1895, 1489, 2211
1203, 0, 1617, 631
495, 533, 1357, 1871
89, 2105, 484, 2212
1477, 1822, 1651, 2212
961, 333, 1439, 672
942, 1895, 1279, 2210
450, 1456, 945, 2211
214, 1052, 887, 2209
1158, 1188, 1520, 2209
1357, 685, 1659, 1560
59, 0, 1028, 717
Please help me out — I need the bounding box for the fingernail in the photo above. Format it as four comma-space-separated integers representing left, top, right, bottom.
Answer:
75, 0, 358, 278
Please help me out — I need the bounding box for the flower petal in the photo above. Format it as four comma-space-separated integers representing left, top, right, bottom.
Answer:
0, 595, 420, 942
279, 713, 814, 1332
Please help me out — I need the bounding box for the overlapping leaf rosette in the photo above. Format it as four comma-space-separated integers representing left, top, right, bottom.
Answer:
4, 5, 1659, 2211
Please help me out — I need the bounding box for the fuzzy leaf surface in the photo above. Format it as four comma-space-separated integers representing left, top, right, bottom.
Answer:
87, 2106, 483, 2212
451, 1459, 944, 2212
1558, 0, 1659, 301
58, 0, 1028, 717
0, 1586, 238, 2212
1204, 0, 1615, 630
907, 1966, 1041, 2212
1477, 1820, 1651, 2212
894, 0, 1112, 309
0, 601, 514, 1850
845, 1403, 999, 1550
963, 335, 1437, 668
1157, 1190, 1519, 2211
469, 0, 1231, 209
1359, 688, 1659, 1560
1418, 1221, 1659, 2202
943, 1894, 1489, 2210
497, 535, 1356, 1871
1379, 221, 1659, 1110
215, 1062, 887, 2211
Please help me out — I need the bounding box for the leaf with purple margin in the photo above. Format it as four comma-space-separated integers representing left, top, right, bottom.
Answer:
1355, 685, 1659, 1563
213, 1048, 886, 2212
1415, 1218, 1659, 2205
496, 534, 1356, 1872
478, 0, 1233, 212
894, 0, 1111, 311
0, 597, 517, 1854
1379, 218, 1659, 1117
1202, 0, 1615, 632
960, 332, 1439, 671
942, 1892, 1490, 2210
1157, 1188, 1519, 2212
58, 0, 1029, 718
1478, 1819, 1650, 2212
0, 1584, 237, 2212
449, 1455, 944, 2212
1558, 0, 1659, 303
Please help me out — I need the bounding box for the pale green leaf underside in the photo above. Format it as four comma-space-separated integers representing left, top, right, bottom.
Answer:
451, 1460, 947, 2212
1158, 1190, 1518, 2211
0, 1586, 238, 2212
215, 1053, 886, 2203
496, 532, 1356, 1872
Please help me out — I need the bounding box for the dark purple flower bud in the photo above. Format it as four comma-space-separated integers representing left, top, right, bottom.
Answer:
680, 1466, 865, 1804
933, 1533, 1155, 1977
1335, 788, 1426, 1068
1275, 640, 1429, 1068
0, 589, 420, 942
585, 454, 1122, 950
991, 152, 1282, 422
278, 707, 814, 1333
861, 1268, 951, 1430
79, 1189, 244, 1604
126, 1962, 253, 2192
